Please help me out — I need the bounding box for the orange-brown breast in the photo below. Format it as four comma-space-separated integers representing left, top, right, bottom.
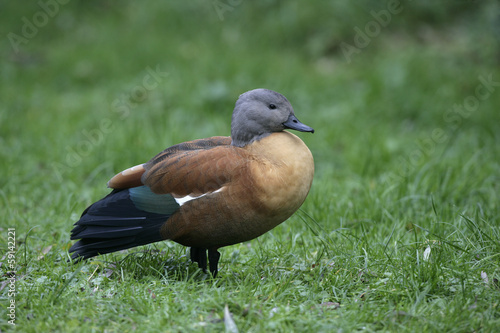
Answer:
245, 131, 314, 224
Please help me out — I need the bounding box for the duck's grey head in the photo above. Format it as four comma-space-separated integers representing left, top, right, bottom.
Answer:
230, 89, 314, 147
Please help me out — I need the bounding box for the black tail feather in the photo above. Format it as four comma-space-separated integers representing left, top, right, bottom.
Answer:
69, 187, 176, 260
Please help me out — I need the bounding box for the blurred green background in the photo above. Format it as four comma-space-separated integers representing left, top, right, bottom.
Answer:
1, 0, 500, 331
2, 0, 499, 223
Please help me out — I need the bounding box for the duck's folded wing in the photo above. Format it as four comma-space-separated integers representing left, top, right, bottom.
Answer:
142, 142, 249, 198
107, 136, 232, 190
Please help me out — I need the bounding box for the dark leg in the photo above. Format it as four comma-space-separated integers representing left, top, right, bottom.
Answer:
208, 249, 221, 278
190, 247, 207, 272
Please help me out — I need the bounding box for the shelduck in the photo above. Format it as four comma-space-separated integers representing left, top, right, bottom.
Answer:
69, 89, 314, 276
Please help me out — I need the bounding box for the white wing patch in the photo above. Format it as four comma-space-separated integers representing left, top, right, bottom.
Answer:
174, 188, 224, 206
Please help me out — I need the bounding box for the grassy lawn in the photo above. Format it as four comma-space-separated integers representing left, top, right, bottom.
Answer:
1, 1, 500, 332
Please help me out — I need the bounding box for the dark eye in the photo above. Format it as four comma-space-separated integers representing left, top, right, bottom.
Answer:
268, 104, 277, 110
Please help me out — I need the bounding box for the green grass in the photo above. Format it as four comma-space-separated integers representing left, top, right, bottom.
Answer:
1, 1, 500, 332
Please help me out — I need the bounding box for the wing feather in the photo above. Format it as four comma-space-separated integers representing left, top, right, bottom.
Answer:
107, 136, 232, 190
142, 141, 249, 197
